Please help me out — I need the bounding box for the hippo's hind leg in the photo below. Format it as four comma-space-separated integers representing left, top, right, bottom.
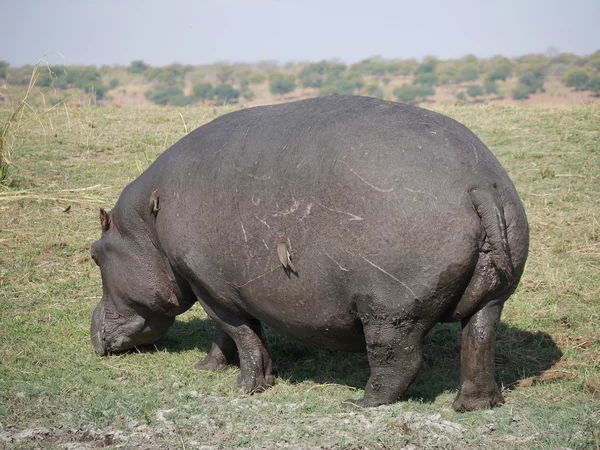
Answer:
353, 301, 436, 407
453, 298, 505, 412
194, 325, 239, 371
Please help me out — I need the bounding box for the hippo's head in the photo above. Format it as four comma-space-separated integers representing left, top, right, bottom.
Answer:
90, 206, 194, 356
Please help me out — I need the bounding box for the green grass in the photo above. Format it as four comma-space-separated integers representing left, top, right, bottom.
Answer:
0, 103, 599, 449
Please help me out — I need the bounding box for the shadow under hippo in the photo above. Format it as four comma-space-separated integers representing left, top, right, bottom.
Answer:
146, 316, 561, 403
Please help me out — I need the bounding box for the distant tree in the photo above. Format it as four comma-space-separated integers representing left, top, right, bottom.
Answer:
298, 61, 346, 89
247, 71, 267, 84
563, 68, 590, 90
466, 85, 484, 98
145, 65, 187, 86
455, 91, 466, 101
381, 76, 391, 85
414, 85, 435, 100
318, 71, 364, 96
512, 83, 530, 100
268, 72, 296, 97
551, 53, 581, 65
109, 78, 119, 89
585, 51, 600, 72
516, 54, 549, 78
485, 56, 514, 81
255, 60, 280, 73
237, 70, 267, 87
483, 79, 499, 95
462, 54, 479, 64
413, 59, 438, 85
393, 59, 418, 76
0, 61, 8, 79
216, 66, 235, 84
519, 71, 545, 94
393, 85, 417, 102
241, 87, 255, 101
192, 82, 214, 101
435, 60, 460, 84
457, 66, 479, 82
416, 59, 437, 75
129, 60, 149, 74
213, 84, 240, 105
585, 76, 600, 96
145, 85, 185, 105
393, 84, 434, 102
413, 72, 438, 85
361, 82, 384, 99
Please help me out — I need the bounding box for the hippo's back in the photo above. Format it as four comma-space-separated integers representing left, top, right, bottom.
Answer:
143, 96, 527, 349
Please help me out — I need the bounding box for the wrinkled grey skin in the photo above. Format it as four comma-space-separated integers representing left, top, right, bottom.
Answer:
91, 96, 529, 411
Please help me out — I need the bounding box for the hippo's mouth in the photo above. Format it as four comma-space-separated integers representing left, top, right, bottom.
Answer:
90, 302, 108, 356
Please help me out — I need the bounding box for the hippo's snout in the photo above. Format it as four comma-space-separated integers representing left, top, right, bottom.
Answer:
90, 302, 107, 356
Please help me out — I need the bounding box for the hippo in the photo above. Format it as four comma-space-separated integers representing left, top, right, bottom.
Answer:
90, 95, 528, 411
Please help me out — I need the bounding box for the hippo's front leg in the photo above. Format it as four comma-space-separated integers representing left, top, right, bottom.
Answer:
453, 299, 505, 412
192, 286, 274, 392
194, 324, 239, 371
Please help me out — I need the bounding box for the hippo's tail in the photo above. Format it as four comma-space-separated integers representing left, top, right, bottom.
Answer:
469, 188, 515, 284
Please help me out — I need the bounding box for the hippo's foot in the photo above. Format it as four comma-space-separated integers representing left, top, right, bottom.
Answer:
237, 370, 275, 393
452, 388, 504, 412
455, 299, 506, 413
194, 325, 239, 372
194, 355, 229, 372
235, 321, 274, 393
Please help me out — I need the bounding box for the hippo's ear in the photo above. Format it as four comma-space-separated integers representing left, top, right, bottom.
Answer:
99, 208, 111, 232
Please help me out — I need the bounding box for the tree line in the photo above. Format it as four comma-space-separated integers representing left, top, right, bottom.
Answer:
1, 51, 599, 106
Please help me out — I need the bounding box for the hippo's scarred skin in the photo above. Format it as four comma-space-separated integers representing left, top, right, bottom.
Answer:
90, 96, 529, 411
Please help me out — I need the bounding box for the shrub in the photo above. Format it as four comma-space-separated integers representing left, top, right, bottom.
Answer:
0, 61, 8, 79
435, 60, 460, 84
241, 87, 255, 101
393, 85, 434, 102
191, 82, 214, 101
512, 83, 530, 100
457, 66, 479, 83
466, 85, 484, 98
213, 84, 240, 105
128, 60, 149, 74
361, 83, 384, 99
268, 72, 296, 97
34, 66, 108, 99
585, 51, 600, 72
519, 71, 544, 94
145, 85, 185, 105
586, 76, 600, 95
319, 72, 364, 96
393, 85, 417, 102
483, 79, 499, 95
455, 91, 466, 101
298, 61, 346, 89
109, 79, 119, 89
414, 85, 435, 99
145, 65, 187, 86
486, 56, 514, 81
563, 68, 590, 90
216, 66, 235, 84
413, 72, 438, 86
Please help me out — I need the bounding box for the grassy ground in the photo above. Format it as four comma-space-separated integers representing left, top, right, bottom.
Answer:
0, 102, 598, 449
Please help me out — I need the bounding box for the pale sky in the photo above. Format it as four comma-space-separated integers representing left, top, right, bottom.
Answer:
2, 0, 599, 67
